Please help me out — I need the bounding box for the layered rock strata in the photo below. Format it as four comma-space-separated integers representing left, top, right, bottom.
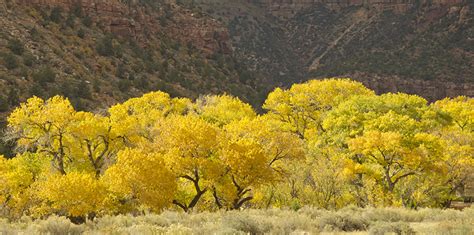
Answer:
15, 0, 231, 55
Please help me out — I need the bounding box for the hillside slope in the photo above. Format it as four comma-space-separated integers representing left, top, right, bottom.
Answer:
0, 0, 472, 172
192, 0, 473, 100
0, 0, 267, 116
0, 0, 472, 112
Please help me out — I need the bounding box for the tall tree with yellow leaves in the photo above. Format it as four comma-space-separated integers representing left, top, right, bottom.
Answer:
108, 91, 191, 145
153, 115, 223, 212
263, 79, 374, 138
33, 172, 106, 222
102, 148, 176, 213
6, 96, 78, 175
194, 94, 256, 126
69, 112, 125, 176
214, 116, 305, 209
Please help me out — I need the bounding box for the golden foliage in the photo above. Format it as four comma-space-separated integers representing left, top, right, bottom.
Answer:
1, 79, 472, 219
103, 148, 176, 213
34, 172, 106, 217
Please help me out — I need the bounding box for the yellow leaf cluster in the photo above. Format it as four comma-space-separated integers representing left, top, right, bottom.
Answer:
103, 148, 176, 212
34, 172, 106, 217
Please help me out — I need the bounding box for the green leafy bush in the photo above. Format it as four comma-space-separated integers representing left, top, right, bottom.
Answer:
7, 39, 25, 55
49, 7, 63, 23
32, 66, 56, 86
96, 36, 114, 57
2, 53, 18, 70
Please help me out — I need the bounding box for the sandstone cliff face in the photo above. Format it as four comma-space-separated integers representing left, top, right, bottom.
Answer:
14, 0, 231, 55
165, 5, 232, 55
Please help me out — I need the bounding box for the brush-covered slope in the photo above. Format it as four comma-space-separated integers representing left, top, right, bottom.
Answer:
190, 0, 473, 100
0, 0, 268, 116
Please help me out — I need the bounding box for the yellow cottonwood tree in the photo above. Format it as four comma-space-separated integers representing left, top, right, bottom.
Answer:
103, 148, 176, 213
108, 91, 191, 145
348, 131, 444, 194
194, 94, 256, 126
434, 96, 474, 132
407, 135, 474, 208
214, 117, 305, 209
69, 112, 125, 176
431, 96, 474, 206
0, 153, 48, 218
323, 93, 435, 145
263, 79, 374, 138
323, 93, 449, 206
7, 96, 78, 175
260, 80, 374, 208
34, 172, 106, 220
153, 115, 223, 212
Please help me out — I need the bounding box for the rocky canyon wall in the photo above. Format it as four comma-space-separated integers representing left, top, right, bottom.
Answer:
14, 0, 231, 55
16, 0, 140, 37
251, 0, 467, 17
348, 74, 474, 101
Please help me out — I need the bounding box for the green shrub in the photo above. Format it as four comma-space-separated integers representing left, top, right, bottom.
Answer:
22, 53, 35, 67
96, 35, 114, 57
7, 39, 25, 55
49, 6, 63, 23
319, 211, 369, 232
77, 28, 85, 38
32, 66, 56, 86
2, 53, 18, 70
0, 96, 9, 112
118, 79, 132, 92
7, 88, 19, 107
82, 16, 92, 27
71, 3, 83, 17
28, 84, 45, 98
65, 14, 75, 28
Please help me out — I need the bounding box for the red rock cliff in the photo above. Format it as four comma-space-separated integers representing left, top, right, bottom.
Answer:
14, 0, 231, 55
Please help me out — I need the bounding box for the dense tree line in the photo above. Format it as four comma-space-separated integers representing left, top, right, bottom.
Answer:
0, 79, 472, 222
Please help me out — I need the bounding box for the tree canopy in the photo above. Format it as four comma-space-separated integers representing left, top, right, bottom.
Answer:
1, 79, 472, 220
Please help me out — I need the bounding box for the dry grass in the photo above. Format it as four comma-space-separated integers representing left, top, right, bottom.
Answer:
0, 207, 472, 234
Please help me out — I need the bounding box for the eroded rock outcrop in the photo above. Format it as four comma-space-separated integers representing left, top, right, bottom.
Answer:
16, 0, 137, 36
14, 0, 232, 55
251, 0, 467, 17
165, 5, 232, 55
